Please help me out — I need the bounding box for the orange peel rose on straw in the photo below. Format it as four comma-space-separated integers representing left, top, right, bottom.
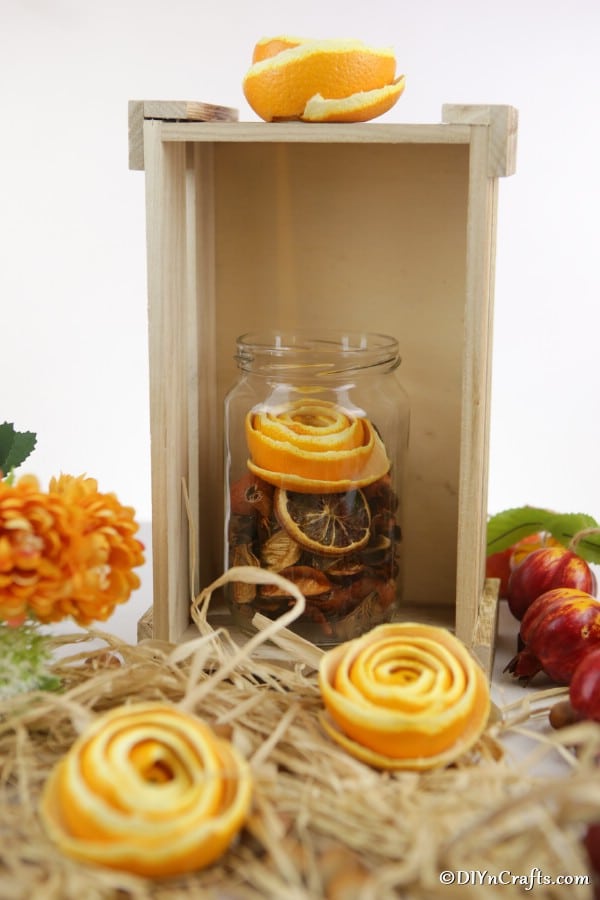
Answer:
40, 703, 253, 878
318, 623, 491, 770
245, 398, 390, 493
243, 36, 406, 123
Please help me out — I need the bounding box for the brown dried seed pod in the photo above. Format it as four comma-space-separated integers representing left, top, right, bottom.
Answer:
362, 473, 398, 511
324, 556, 365, 578
259, 565, 332, 598
228, 513, 258, 546
332, 591, 389, 641
548, 699, 584, 730
370, 511, 398, 539
230, 545, 260, 603
360, 535, 392, 566
311, 586, 357, 618
229, 472, 273, 518
260, 528, 302, 571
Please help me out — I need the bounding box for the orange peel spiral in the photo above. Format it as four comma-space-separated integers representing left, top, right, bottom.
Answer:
39, 702, 253, 877
243, 36, 405, 123
245, 398, 390, 493
318, 623, 491, 770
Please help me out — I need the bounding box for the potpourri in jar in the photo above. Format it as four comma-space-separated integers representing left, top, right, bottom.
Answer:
224, 331, 409, 644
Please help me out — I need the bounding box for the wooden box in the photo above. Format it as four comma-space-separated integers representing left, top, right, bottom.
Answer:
129, 101, 518, 672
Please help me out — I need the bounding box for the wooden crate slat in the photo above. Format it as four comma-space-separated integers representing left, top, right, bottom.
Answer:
132, 105, 518, 677
129, 99, 238, 170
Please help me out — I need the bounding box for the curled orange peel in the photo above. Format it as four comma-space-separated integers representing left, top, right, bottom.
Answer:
302, 78, 406, 123
318, 623, 491, 770
39, 702, 253, 877
245, 398, 390, 493
243, 36, 405, 123
252, 35, 306, 62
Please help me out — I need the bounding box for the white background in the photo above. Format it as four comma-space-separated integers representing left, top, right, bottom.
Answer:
1, 0, 599, 591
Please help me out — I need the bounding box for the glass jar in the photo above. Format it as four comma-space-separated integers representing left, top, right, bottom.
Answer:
223, 329, 410, 645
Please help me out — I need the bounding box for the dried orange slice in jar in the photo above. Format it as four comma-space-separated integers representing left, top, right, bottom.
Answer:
319, 623, 491, 770
243, 37, 405, 123
245, 398, 390, 493
275, 487, 371, 556
39, 703, 253, 878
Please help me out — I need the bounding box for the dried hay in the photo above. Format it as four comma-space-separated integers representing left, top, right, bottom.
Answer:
1, 566, 599, 900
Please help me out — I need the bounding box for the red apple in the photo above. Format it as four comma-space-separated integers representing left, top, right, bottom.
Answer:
509, 532, 560, 570
569, 646, 600, 722
506, 587, 600, 683
485, 548, 512, 597
507, 545, 597, 620
486, 533, 560, 598
584, 822, 600, 880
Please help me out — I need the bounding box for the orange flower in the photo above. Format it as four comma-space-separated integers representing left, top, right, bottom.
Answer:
0, 474, 144, 626
318, 623, 491, 770
40, 702, 253, 877
245, 398, 390, 493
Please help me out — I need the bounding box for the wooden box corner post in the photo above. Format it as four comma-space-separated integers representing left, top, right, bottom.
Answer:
129, 101, 518, 676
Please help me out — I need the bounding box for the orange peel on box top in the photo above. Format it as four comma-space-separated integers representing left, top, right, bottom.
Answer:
318, 623, 491, 770
39, 703, 253, 878
245, 398, 390, 493
243, 36, 405, 123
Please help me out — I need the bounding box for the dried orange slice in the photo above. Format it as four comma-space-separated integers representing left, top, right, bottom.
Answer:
245, 398, 390, 492
319, 623, 491, 770
275, 487, 371, 556
39, 702, 253, 877
243, 38, 402, 123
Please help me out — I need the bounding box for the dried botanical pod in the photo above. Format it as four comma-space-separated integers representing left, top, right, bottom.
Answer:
228, 514, 258, 546
259, 565, 332, 598
324, 555, 365, 578
548, 699, 583, 730
231, 545, 260, 603
229, 472, 273, 519
360, 535, 392, 566
260, 528, 302, 571
332, 592, 388, 641
361, 473, 397, 510
312, 586, 355, 616
350, 574, 394, 602
319, 622, 491, 770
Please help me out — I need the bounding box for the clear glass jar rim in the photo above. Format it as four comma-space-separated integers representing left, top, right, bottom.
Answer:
235, 330, 400, 376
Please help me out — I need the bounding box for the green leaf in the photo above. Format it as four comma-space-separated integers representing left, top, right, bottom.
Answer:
546, 512, 598, 547
487, 506, 600, 564
486, 506, 556, 555
0, 422, 16, 470
0, 422, 37, 475
545, 512, 600, 564
569, 533, 600, 565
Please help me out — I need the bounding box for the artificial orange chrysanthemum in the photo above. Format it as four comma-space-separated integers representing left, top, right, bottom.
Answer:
0, 474, 144, 626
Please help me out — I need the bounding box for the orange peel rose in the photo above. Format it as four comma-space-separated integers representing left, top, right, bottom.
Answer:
40, 703, 253, 878
243, 36, 405, 123
318, 623, 491, 770
245, 398, 390, 493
